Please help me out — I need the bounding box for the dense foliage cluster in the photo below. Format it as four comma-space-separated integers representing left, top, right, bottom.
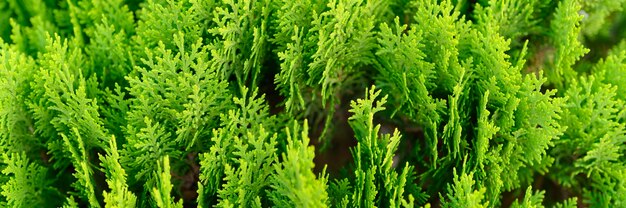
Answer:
1, 0, 625, 207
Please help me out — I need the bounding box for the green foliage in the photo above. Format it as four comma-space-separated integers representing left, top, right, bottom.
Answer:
374, 18, 444, 159
554, 197, 578, 208
548, 0, 589, 89
197, 86, 279, 206
62, 128, 99, 207
208, 0, 271, 86
345, 86, 418, 207
412, 0, 468, 92
123, 32, 231, 185
133, 0, 203, 60
475, 0, 542, 47
268, 121, 329, 207
271, 0, 324, 114
0, 42, 39, 155
151, 156, 182, 208
550, 74, 626, 206
0, 152, 61, 207
405, 0, 469, 168
594, 47, 626, 101
1, 0, 626, 207
510, 187, 545, 208
307, 0, 385, 104
580, 0, 626, 37
100, 135, 137, 208
28, 34, 107, 178
440, 169, 488, 208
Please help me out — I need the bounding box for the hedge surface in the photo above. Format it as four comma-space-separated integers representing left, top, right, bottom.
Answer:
1, 0, 625, 207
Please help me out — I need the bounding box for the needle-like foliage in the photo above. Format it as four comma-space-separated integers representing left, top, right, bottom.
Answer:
342, 86, 420, 208
100, 135, 137, 208
268, 121, 329, 208
1, 0, 625, 207
123, 32, 231, 186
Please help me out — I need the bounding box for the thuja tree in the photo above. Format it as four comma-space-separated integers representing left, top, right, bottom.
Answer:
1, 0, 626, 207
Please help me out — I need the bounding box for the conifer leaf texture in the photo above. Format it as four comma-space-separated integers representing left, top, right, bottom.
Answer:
1, 0, 626, 207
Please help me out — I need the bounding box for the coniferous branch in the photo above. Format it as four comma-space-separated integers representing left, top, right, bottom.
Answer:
548, 0, 589, 90
474, 0, 542, 47
594, 48, 626, 101
580, 0, 626, 36
509, 187, 545, 208
440, 168, 488, 208
374, 12, 474, 168
28, 34, 107, 172
409, 0, 469, 167
207, 0, 271, 87
370, 2, 570, 206
413, 0, 469, 93
0, 152, 62, 207
214, 126, 277, 207
87, 19, 133, 89
1, 0, 66, 55
551, 74, 626, 205
374, 17, 442, 128
123, 116, 177, 184
101, 83, 130, 141
123, 32, 231, 185
274, 25, 309, 114
554, 197, 578, 208
132, 0, 204, 61
344, 85, 420, 207
298, 0, 392, 146
268, 120, 329, 207
63, 196, 81, 208
1, 0, 626, 207
61, 128, 100, 207
151, 156, 183, 208
0, 43, 39, 155
308, 0, 385, 104
271, 0, 324, 114
75, 0, 136, 37
99, 135, 137, 208
197, 86, 280, 206
459, 3, 565, 204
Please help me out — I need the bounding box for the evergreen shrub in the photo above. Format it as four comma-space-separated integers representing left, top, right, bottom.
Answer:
1, 0, 625, 207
